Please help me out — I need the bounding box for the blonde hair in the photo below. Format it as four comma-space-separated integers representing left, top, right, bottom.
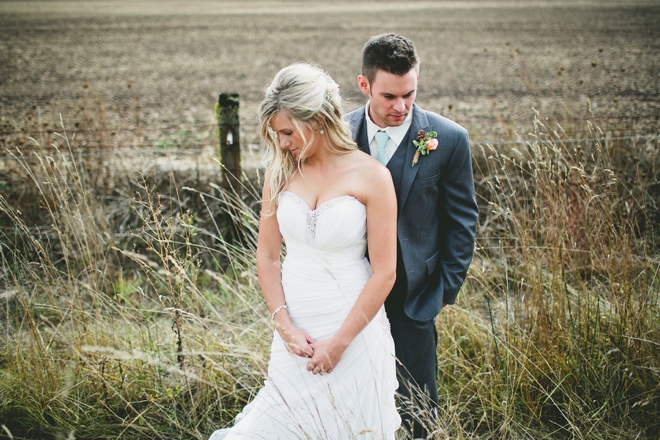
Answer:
259, 62, 357, 212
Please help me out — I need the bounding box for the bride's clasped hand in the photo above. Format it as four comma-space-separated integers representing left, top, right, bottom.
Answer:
275, 320, 345, 375
273, 319, 314, 358
306, 335, 349, 375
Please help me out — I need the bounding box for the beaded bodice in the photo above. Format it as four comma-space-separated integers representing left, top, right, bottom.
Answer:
277, 191, 367, 257
281, 191, 358, 240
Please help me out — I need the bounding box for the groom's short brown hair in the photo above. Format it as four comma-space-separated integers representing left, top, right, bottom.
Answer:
361, 33, 419, 85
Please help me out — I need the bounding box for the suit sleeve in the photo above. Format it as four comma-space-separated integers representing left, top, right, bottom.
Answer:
438, 128, 478, 305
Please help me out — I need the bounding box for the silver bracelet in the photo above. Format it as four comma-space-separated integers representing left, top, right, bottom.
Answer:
271, 304, 288, 320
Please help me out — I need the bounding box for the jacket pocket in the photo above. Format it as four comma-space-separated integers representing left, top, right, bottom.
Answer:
411, 172, 440, 190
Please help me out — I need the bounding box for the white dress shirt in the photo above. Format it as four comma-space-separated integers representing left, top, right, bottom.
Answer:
364, 102, 414, 164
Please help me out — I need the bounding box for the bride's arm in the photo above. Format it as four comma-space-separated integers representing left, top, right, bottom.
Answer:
256, 177, 315, 358
308, 163, 397, 374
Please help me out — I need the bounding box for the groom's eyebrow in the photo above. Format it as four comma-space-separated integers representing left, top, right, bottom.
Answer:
381, 89, 416, 98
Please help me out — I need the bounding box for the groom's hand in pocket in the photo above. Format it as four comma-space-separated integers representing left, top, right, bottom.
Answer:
276, 322, 315, 358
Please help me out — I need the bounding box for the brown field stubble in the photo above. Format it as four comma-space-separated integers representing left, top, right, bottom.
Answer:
1, 1, 658, 153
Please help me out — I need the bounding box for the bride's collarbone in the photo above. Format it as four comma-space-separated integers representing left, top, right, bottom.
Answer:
285, 181, 359, 210
288, 166, 364, 209
285, 189, 353, 211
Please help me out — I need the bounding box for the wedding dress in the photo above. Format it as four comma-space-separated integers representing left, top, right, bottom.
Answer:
209, 191, 400, 440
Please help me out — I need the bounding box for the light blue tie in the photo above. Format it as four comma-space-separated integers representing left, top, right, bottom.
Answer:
374, 130, 390, 165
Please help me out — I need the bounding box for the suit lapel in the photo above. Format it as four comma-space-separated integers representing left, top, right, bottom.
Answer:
397, 103, 431, 214
350, 104, 432, 215
349, 108, 370, 154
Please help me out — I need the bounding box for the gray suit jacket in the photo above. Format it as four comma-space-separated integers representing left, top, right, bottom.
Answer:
346, 103, 478, 321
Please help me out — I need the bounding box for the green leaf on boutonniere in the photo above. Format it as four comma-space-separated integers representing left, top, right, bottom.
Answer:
412, 130, 438, 166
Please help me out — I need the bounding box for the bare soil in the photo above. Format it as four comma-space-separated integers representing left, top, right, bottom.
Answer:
1, 0, 659, 167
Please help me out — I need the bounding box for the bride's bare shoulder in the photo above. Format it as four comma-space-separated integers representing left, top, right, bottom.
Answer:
342, 150, 393, 188
343, 149, 379, 167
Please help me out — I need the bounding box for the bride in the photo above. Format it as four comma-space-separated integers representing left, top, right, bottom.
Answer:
209, 62, 400, 439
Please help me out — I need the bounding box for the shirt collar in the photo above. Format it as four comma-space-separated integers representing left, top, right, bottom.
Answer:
364, 102, 414, 147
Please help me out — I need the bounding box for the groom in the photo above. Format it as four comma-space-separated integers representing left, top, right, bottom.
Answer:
346, 33, 478, 438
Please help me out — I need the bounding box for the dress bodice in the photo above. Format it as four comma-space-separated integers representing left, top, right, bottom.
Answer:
277, 191, 367, 263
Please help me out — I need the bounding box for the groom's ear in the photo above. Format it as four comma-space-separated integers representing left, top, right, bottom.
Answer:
357, 75, 370, 96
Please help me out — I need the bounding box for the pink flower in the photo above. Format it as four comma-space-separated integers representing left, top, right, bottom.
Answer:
412, 129, 438, 166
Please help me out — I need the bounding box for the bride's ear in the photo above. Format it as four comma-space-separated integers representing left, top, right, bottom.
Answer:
312, 116, 326, 133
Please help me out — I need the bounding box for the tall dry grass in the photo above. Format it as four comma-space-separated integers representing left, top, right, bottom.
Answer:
0, 120, 268, 439
0, 109, 658, 439
433, 112, 660, 439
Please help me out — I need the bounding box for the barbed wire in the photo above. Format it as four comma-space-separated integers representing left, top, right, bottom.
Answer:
2, 114, 657, 135
2, 133, 657, 236
1, 133, 657, 162
2, 147, 211, 160
472, 133, 659, 147
0, 124, 219, 138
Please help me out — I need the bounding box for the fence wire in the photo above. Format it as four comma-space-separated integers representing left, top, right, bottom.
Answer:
1, 134, 658, 162
1, 133, 658, 236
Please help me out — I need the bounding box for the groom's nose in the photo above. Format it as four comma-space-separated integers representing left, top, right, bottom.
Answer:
392, 98, 406, 113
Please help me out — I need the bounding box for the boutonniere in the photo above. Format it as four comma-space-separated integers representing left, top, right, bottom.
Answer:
412, 129, 438, 166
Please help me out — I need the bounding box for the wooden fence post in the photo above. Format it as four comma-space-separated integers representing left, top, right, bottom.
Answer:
217, 93, 240, 192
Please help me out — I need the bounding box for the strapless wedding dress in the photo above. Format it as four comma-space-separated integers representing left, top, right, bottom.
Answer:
209, 191, 400, 439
